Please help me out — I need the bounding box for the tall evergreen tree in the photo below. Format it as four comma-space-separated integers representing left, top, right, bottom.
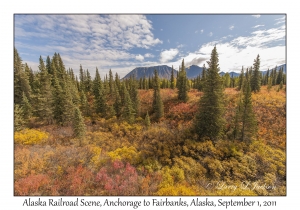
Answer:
276, 67, 284, 85
114, 86, 122, 118
264, 69, 270, 86
14, 104, 25, 131
94, 75, 106, 116
152, 69, 164, 120
21, 92, 32, 122
170, 65, 175, 89
52, 75, 65, 125
73, 107, 86, 141
80, 90, 90, 117
14, 48, 31, 105
251, 54, 261, 93
129, 75, 140, 116
177, 59, 188, 102
237, 78, 257, 141
37, 55, 53, 124
122, 85, 135, 124
194, 46, 225, 141
238, 66, 244, 90
93, 67, 101, 96
109, 69, 114, 95
46, 56, 52, 75
85, 69, 92, 92
79, 64, 85, 91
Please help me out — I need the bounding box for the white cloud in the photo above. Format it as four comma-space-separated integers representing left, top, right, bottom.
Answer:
135, 54, 144, 61
14, 14, 163, 78
275, 16, 285, 25
168, 39, 170, 43
229, 25, 234, 30
201, 29, 204, 34
231, 25, 285, 48
160, 48, 179, 63
209, 32, 213, 36
252, 15, 261, 18
196, 25, 285, 72
144, 53, 154, 58
253, 25, 265, 28
195, 30, 198, 33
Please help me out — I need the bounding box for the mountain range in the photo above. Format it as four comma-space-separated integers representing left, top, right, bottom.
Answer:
122, 64, 286, 80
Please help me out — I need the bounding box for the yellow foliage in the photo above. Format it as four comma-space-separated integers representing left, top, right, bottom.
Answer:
15, 129, 49, 145
156, 185, 198, 196
89, 146, 103, 169
140, 158, 161, 173
108, 146, 141, 165
158, 166, 185, 190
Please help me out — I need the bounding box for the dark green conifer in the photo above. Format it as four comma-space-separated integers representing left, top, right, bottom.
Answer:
73, 107, 86, 140
123, 85, 135, 124
170, 66, 175, 89
14, 104, 25, 131
152, 69, 164, 120
14, 48, 31, 105
238, 79, 257, 141
194, 46, 225, 141
251, 54, 261, 93
114, 86, 122, 118
238, 66, 244, 90
177, 59, 188, 102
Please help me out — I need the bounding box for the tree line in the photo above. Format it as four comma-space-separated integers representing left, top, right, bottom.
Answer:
14, 47, 285, 143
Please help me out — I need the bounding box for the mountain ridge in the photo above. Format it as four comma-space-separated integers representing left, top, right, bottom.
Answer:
122, 64, 286, 80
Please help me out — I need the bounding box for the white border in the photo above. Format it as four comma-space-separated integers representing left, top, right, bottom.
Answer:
1, 1, 297, 209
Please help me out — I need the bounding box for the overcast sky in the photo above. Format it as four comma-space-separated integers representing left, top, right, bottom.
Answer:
14, 14, 285, 78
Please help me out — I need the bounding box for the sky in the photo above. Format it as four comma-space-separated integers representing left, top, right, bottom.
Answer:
14, 14, 286, 78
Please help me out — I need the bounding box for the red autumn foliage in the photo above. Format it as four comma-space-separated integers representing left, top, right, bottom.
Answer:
15, 174, 50, 195
95, 160, 139, 195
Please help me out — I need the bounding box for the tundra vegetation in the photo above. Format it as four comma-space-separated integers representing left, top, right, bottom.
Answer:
14, 47, 286, 195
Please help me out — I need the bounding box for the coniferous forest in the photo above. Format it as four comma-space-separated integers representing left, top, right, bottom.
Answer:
14, 46, 286, 196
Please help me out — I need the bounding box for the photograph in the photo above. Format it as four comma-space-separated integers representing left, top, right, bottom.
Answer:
14, 14, 286, 196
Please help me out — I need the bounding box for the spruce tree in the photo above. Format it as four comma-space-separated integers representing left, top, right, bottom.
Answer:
21, 92, 32, 122
37, 55, 53, 124
276, 67, 284, 85
93, 67, 101, 96
251, 54, 261, 93
46, 56, 52, 75
85, 69, 92, 92
264, 69, 270, 86
122, 85, 135, 124
170, 65, 175, 89
14, 48, 32, 105
114, 86, 122, 118
73, 107, 86, 140
52, 76, 65, 125
80, 90, 90, 117
267, 77, 272, 92
108, 69, 114, 95
194, 46, 225, 141
115, 72, 121, 91
129, 75, 140, 116
238, 79, 257, 141
177, 59, 188, 102
238, 66, 244, 90
152, 69, 164, 120
14, 104, 25, 131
